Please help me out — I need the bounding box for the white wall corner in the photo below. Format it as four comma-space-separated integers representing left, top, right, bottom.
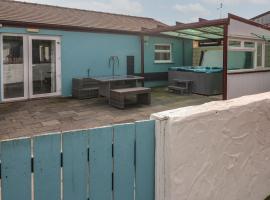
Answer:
150, 114, 169, 200
151, 92, 270, 200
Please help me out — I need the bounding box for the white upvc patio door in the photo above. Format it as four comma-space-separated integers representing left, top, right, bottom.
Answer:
1, 34, 61, 102
28, 36, 61, 99
255, 41, 265, 68
1, 34, 28, 102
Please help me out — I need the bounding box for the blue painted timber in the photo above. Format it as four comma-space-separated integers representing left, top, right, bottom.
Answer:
33, 134, 61, 200
113, 123, 136, 200
62, 130, 88, 200
88, 127, 113, 200
1, 138, 31, 200
135, 121, 155, 200
0, 120, 155, 200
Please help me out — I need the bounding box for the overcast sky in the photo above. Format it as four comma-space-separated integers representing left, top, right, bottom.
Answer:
18, 0, 270, 24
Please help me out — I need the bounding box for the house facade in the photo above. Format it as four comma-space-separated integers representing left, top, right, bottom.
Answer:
251, 11, 270, 26
0, 1, 192, 102
147, 14, 270, 99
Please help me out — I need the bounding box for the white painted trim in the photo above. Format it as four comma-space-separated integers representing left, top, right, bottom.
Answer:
255, 42, 265, 68
154, 43, 172, 63
262, 42, 265, 68
154, 60, 173, 64
0, 33, 28, 102
228, 38, 266, 69
28, 35, 62, 99
149, 115, 168, 200
1, 34, 62, 102
228, 39, 256, 51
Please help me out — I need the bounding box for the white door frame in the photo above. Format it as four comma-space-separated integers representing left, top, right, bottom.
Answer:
28, 35, 62, 99
255, 41, 265, 68
0, 34, 61, 102
0, 33, 29, 102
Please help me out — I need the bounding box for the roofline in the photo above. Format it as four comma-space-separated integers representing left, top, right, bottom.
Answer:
7, 0, 164, 23
144, 14, 270, 35
0, 20, 142, 35
250, 11, 270, 20
143, 18, 229, 34
228, 13, 270, 31
0, 20, 181, 39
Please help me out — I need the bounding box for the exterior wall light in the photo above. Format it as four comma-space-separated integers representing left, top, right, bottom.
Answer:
27, 28, 39, 33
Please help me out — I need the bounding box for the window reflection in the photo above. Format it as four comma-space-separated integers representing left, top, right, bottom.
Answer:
3, 36, 24, 99
32, 40, 56, 95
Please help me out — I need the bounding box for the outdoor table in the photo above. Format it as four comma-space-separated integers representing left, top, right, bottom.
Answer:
91, 75, 144, 102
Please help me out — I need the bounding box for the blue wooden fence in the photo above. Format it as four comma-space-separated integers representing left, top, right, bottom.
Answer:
0, 120, 155, 200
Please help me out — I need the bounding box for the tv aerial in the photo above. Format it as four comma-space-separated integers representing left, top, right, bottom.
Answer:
217, 1, 223, 18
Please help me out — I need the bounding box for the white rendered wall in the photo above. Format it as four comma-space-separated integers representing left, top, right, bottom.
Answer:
227, 71, 270, 99
151, 92, 270, 200
228, 18, 270, 39
227, 18, 270, 99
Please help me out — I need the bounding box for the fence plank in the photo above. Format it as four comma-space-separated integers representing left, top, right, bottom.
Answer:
1, 138, 31, 200
113, 123, 135, 200
88, 127, 113, 200
62, 131, 88, 200
34, 134, 61, 200
135, 120, 155, 200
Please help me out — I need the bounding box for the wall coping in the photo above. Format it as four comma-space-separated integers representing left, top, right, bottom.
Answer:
151, 92, 270, 121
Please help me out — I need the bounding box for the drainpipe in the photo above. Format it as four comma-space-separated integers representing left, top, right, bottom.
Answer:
182, 40, 185, 65
223, 24, 228, 100
140, 34, 145, 86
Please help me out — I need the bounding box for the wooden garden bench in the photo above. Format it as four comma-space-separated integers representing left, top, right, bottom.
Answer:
110, 87, 151, 109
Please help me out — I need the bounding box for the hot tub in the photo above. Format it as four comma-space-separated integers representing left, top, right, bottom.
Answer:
169, 66, 223, 95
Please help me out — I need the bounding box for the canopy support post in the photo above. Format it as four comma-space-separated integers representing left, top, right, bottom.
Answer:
140, 34, 145, 87
223, 24, 228, 100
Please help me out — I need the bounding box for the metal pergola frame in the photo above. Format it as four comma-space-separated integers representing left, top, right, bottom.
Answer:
140, 14, 270, 100
144, 18, 230, 100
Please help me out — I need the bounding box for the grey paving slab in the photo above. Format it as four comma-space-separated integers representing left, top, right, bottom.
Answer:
0, 87, 221, 139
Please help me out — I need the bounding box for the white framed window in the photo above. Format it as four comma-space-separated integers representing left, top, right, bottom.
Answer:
256, 42, 265, 68
154, 44, 172, 63
265, 42, 270, 68
228, 39, 265, 70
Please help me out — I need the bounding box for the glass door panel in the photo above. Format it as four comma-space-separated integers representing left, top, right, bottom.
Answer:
2, 36, 25, 99
256, 42, 263, 67
31, 39, 56, 95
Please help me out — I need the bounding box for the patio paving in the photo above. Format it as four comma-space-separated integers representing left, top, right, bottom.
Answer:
0, 87, 221, 140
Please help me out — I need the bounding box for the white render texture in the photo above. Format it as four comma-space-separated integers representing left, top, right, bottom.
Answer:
228, 18, 270, 39
227, 71, 270, 99
151, 92, 270, 200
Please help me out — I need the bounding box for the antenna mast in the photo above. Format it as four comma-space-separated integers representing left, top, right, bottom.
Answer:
217, 1, 223, 18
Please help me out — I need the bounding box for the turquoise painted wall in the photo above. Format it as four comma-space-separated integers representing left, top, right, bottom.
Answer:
0, 27, 192, 100
59, 31, 141, 96
143, 36, 192, 88
0, 27, 141, 98
143, 36, 192, 73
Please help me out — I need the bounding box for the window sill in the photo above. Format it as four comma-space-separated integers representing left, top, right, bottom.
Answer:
154, 61, 174, 64
228, 68, 270, 74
